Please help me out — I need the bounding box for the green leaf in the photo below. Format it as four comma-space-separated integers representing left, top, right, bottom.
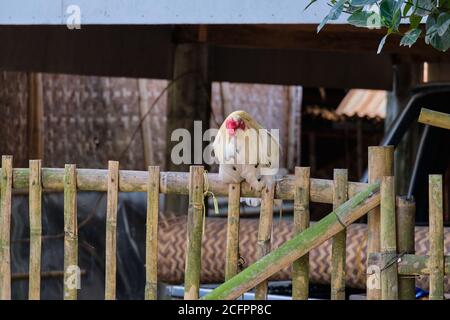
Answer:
403, 1, 413, 16
425, 14, 450, 51
400, 28, 422, 47
436, 12, 450, 36
348, 10, 378, 27
304, 0, 317, 11
377, 34, 389, 54
317, 0, 348, 33
410, 14, 422, 29
380, 0, 402, 30
414, 0, 437, 17
350, 0, 378, 6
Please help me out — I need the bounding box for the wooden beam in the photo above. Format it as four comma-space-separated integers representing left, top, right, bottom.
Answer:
418, 108, 450, 131
27, 73, 44, 160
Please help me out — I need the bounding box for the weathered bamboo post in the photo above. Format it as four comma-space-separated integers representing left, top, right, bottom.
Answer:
184, 166, 204, 300
418, 108, 450, 130
29, 160, 42, 300
203, 182, 381, 300
255, 184, 275, 300
428, 175, 444, 300
396, 196, 415, 300
292, 167, 310, 300
331, 169, 348, 300
380, 176, 398, 300
63, 164, 78, 300
0, 155, 12, 300
225, 183, 241, 281
105, 161, 119, 300
367, 146, 394, 300
145, 166, 160, 300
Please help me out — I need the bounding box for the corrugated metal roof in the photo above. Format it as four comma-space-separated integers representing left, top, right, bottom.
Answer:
336, 89, 387, 119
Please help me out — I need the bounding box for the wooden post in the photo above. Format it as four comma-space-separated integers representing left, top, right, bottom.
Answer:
165, 42, 211, 215
418, 108, 450, 130
138, 79, 155, 168
29, 160, 42, 300
380, 176, 398, 300
203, 182, 381, 300
428, 175, 444, 300
184, 166, 205, 300
145, 166, 160, 300
105, 161, 119, 300
396, 196, 415, 300
225, 183, 240, 281
63, 164, 78, 300
0, 156, 12, 300
27, 73, 44, 160
331, 169, 348, 300
255, 184, 275, 300
292, 167, 310, 300
367, 146, 394, 300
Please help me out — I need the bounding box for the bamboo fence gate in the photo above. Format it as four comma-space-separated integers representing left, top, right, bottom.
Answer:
0, 146, 447, 300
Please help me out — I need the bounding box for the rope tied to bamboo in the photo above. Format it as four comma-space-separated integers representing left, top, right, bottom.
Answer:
201, 171, 219, 234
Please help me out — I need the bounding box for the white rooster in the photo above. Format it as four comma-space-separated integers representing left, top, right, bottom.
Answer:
212, 110, 280, 205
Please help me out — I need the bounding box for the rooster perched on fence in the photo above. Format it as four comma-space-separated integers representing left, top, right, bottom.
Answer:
212, 111, 280, 200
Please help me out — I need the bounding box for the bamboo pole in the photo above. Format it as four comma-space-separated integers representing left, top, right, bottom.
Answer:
255, 184, 275, 300
396, 254, 450, 275
29, 160, 42, 300
203, 182, 381, 300
331, 169, 348, 300
145, 166, 160, 300
225, 183, 240, 281
9, 168, 368, 204
63, 164, 78, 300
0, 155, 12, 300
418, 108, 450, 130
105, 161, 119, 300
367, 146, 394, 300
184, 166, 204, 300
380, 176, 398, 300
292, 167, 310, 300
396, 196, 415, 300
428, 175, 444, 300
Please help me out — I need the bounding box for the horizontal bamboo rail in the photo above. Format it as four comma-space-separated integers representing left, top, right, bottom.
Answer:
418, 108, 450, 130
396, 254, 450, 275
203, 182, 381, 300
6, 168, 368, 203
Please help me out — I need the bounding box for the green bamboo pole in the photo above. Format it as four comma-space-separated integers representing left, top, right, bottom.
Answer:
145, 166, 160, 300
9, 168, 368, 204
292, 167, 310, 300
418, 108, 450, 130
367, 146, 393, 300
63, 164, 78, 300
225, 183, 241, 281
331, 169, 348, 300
105, 161, 119, 300
29, 160, 42, 300
380, 176, 398, 300
184, 166, 204, 300
255, 184, 275, 300
397, 254, 450, 275
0, 155, 12, 300
428, 175, 444, 300
396, 196, 415, 300
203, 182, 381, 300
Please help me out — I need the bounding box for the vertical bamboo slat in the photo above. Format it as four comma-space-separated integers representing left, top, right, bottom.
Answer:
367, 146, 393, 300
184, 166, 204, 300
396, 196, 415, 300
292, 167, 310, 300
331, 169, 348, 300
255, 184, 275, 300
145, 166, 160, 300
428, 175, 444, 300
225, 183, 241, 281
29, 160, 42, 300
63, 164, 78, 300
0, 155, 12, 300
380, 176, 398, 300
105, 161, 119, 300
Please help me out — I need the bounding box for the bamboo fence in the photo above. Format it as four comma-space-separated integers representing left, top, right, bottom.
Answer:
0, 146, 448, 300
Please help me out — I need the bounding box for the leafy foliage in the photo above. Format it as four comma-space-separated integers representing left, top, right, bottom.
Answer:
308, 0, 450, 52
